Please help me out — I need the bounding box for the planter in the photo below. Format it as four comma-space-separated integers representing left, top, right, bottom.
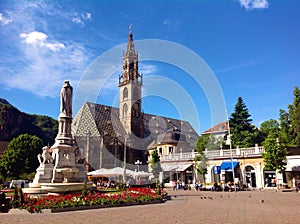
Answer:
48, 199, 165, 213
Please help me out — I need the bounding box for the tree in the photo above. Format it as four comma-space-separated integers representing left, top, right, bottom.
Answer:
196, 134, 223, 151
279, 109, 292, 146
260, 119, 280, 138
0, 134, 44, 180
279, 87, 300, 147
194, 135, 209, 185
288, 86, 300, 146
262, 132, 287, 174
229, 97, 261, 148
150, 149, 162, 179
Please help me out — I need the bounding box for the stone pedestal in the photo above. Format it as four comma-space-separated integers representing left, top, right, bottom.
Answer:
30, 164, 54, 187
51, 144, 82, 183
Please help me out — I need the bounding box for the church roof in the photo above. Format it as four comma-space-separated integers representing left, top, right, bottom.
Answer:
72, 102, 199, 148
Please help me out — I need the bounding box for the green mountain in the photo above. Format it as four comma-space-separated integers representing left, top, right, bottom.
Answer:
0, 98, 58, 145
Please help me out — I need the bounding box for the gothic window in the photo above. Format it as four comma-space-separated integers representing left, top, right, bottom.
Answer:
123, 103, 128, 117
123, 87, 128, 100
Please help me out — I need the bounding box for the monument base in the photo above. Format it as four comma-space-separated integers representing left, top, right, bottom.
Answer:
23, 182, 93, 194
31, 163, 54, 185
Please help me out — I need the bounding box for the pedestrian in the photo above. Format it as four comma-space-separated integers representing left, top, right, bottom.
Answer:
173, 180, 177, 191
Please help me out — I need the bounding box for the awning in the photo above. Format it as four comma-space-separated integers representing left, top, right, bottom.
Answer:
161, 164, 177, 172
220, 161, 238, 171
161, 163, 192, 172
176, 164, 192, 172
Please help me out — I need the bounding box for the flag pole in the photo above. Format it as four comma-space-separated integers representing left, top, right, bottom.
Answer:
227, 109, 237, 192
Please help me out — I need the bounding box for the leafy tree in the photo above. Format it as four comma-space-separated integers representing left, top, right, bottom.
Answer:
288, 86, 300, 146
150, 149, 162, 178
260, 119, 280, 139
0, 134, 44, 179
262, 132, 287, 174
196, 134, 223, 151
278, 87, 300, 147
279, 109, 293, 146
194, 135, 209, 185
229, 97, 261, 148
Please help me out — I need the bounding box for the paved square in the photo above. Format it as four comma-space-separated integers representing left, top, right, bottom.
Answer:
1, 189, 300, 224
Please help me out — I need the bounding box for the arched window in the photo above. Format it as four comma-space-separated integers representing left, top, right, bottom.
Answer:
123, 87, 128, 100
123, 103, 128, 117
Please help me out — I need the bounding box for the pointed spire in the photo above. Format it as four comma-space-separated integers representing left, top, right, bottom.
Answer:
129, 24, 133, 40
125, 24, 136, 57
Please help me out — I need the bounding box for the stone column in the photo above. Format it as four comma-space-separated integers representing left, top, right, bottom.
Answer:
255, 162, 262, 189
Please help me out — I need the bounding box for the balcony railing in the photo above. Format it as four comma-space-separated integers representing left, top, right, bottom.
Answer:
204, 145, 265, 159
148, 145, 265, 162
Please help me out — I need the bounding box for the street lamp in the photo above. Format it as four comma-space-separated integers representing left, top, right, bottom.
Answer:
135, 160, 142, 172
123, 135, 127, 183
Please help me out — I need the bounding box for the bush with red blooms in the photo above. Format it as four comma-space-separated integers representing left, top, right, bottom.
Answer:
19, 188, 163, 213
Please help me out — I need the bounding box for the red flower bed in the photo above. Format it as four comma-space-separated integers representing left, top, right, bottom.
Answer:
20, 188, 163, 213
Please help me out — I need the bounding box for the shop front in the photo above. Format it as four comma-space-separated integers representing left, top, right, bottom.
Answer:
220, 161, 240, 183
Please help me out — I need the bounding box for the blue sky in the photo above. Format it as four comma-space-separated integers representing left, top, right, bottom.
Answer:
0, 0, 299, 134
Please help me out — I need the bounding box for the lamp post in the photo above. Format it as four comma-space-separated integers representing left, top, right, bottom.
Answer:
172, 148, 179, 181
123, 135, 127, 183
85, 129, 90, 172
227, 110, 237, 192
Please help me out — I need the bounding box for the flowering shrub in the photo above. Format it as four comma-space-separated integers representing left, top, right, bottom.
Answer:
19, 188, 162, 213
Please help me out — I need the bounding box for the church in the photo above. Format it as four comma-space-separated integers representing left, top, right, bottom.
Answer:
72, 27, 199, 173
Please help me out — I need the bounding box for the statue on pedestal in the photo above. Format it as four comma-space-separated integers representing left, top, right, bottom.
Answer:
60, 80, 73, 117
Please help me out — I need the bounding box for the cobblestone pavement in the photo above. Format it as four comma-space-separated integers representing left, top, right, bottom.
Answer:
1, 189, 300, 224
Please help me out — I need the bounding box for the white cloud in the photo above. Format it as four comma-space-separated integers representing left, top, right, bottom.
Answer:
140, 64, 157, 75
72, 12, 92, 27
239, 0, 269, 10
0, 2, 93, 98
2, 39, 90, 97
20, 31, 65, 51
215, 60, 258, 73
0, 13, 12, 25
72, 17, 84, 26
82, 12, 91, 20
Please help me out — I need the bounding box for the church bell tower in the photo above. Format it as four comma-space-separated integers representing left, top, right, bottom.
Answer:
119, 25, 143, 138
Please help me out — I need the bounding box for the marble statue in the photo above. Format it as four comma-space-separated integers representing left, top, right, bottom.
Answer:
60, 80, 73, 116
38, 146, 53, 164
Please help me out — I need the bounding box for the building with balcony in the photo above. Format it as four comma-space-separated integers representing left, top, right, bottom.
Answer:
147, 128, 196, 186
204, 145, 265, 189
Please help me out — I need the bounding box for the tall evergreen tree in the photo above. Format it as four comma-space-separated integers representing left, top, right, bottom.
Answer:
229, 97, 260, 148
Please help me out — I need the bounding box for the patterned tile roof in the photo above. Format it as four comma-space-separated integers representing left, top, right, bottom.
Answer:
72, 102, 199, 148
